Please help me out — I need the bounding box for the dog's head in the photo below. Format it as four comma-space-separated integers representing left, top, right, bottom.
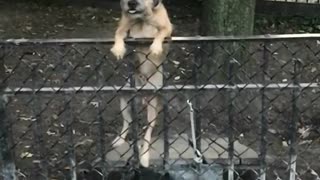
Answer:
120, 0, 161, 18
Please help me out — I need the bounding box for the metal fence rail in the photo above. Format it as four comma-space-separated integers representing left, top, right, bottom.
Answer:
0, 34, 320, 180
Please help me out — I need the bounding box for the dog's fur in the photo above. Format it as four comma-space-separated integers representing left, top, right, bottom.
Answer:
110, 0, 173, 167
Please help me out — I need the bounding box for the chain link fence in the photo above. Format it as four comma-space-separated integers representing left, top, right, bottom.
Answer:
256, 0, 320, 17
0, 34, 320, 180
264, 0, 320, 4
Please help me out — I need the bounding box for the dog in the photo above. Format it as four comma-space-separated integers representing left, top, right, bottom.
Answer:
110, 0, 173, 167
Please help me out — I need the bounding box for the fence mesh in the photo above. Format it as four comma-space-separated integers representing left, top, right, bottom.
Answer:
0, 36, 320, 180
264, 0, 320, 4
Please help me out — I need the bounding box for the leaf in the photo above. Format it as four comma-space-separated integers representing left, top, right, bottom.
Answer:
268, 128, 277, 134
75, 138, 94, 147
112, 17, 120, 21
90, 101, 99, 108
19, 116, 35, 121
47, 129, 57, 136
172, 60, 180, 65
20, 152, 33, 158
52, 114, 59, 120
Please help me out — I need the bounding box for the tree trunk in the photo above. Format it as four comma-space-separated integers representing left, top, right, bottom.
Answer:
201, 0, 256, 36
198, 0, 256, 84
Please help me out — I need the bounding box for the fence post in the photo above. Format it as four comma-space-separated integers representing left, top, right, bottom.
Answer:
31, 62, 49, 180
96, 57, 111, 179
0, 45, 16, 180
97, 68, 107, 179
193, 44, 201, 155
227, 57, 236, 180
259, 42, 269, 180
65, 100, 77, 180
128, 57, 140, 168
288, 58, 301, 180
162, 60, 169, 170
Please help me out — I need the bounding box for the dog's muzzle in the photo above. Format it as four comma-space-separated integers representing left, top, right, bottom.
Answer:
127, 0, 141, 14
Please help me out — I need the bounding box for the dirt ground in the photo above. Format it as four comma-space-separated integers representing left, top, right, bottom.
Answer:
0, 1, 320, 180
0, 0, 200, 39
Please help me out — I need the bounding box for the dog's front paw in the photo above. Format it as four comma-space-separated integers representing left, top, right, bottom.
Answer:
110, 43, 126, 60
149, 42, 163, 56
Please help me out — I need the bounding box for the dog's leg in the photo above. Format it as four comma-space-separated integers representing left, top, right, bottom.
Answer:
140, 95, 161, 167
112, 95, 133, 147
112, 73, 144, 147
149, 9, 173, 56
110, 15, 131, 60
139, 64, 163, 167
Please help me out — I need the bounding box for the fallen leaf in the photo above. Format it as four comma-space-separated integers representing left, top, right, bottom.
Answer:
112, 17, 120, 21
52, 114, 58, 120
172, 60, 180, 65
20, 152, 33, 158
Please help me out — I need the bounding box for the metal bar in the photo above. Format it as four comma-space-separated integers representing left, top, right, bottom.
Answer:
288, 59, 301, 180
162, 63, 169, 169
0, 46, 16, 180
162, 94, 169, 170
188, 100, 197, 155
1, 34, 320, 44
193, 43, 201, 157
31, 64, 48, 180
259, 42, 269, 180
97, 102, 107, 178
227, 58, 236, 180
97, 69, 107, 179
66, 102, 77, 180
0, 95, 16, 180
106, 158, 261, 168
128, 60, 140, 168
3, 83, 319, 94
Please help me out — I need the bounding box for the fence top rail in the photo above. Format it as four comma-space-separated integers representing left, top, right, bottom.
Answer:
1, 33, 320, 45
3, 83, 319, 94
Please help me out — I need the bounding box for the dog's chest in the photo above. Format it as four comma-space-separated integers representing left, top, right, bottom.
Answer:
129, 22, 158, 38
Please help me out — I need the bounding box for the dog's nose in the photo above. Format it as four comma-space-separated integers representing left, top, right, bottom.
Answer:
128, 0, 138, 9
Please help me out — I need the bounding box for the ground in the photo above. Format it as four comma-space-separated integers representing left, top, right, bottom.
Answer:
0, 1, 200, 39
0, 1, 320, 180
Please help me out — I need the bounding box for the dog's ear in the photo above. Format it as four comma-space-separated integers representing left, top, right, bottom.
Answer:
153, 0, 161, 8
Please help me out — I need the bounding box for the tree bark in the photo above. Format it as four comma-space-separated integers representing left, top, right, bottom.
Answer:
198, 0, 256, 84
201, 0, 256, 36
196, 0, 259, 144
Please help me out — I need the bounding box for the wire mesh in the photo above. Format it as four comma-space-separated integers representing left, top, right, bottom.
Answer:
264, 0, 320, 4
0, 35, 320, 179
